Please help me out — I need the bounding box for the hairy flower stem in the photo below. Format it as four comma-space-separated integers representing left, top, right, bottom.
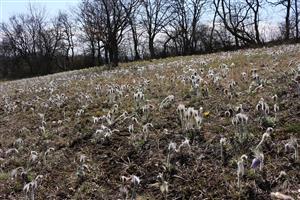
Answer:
220, 145, 224, 164
131, 186, 136, 200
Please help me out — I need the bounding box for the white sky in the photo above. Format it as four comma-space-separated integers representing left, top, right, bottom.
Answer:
0, 0, 80, 23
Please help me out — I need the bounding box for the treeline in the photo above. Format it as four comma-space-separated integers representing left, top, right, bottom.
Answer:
0, 0, 299, 79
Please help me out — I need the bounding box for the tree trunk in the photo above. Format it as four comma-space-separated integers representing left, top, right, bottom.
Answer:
254, 0, 261, 44
104, 46, 109, 64
209, 6, 218, 51
254, 14, 261, 44
149, 36, 155, 59
162, 36, 172, 57
133, 35, 140, 60
97, 40, 102, 65
90, 41, 96, 66
130, 21, 140, 60
235, 35, 239, 48
108, 38, 119, 68
285, 0, 291, 40
296, 0, 299, 39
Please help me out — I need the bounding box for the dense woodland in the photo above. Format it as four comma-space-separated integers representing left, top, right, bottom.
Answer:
0, 0, 299, 79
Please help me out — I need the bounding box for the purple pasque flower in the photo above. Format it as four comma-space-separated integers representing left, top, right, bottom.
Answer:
251, 157, 261, 169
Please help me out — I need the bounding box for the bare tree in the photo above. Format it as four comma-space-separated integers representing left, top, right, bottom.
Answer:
268, 0, 292, 40
294, 0, 299, 39
80, 0, 138, 67
1, 0, 300, 79
213, 0, 257, 46
40, 15, 64, 74
246, 0, 262, 44
140, 0, 172, 58
123, 1, 141, 60
209, 0, 219, 49
77, 0, 98, 66
168, 0, 206, 55
1, 5, 64, 75
57, 12, 75, 70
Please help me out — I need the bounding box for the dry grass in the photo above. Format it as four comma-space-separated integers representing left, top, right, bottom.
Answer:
0, 44, 299, 200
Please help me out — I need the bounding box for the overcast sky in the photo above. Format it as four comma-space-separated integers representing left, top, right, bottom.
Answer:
0, 0, 80, 23
0, 0, 285, 41
0, 0, 285, 23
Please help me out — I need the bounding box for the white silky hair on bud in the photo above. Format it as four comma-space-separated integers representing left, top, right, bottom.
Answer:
45, 147, 54, 156
220, 137, 226, 145
168, 142, 177, 152
79, 154, 87, 164
285, 137, 299, 161
159, 95, 175, 110
274, 104, 279, 113
29, 151, 38, 163
128, 124, 134, 134
270, 192, 295, 200
131, 175, 140, 185
11, 167, 25, 179
241, 72, 247, 80
256, 98, 270, 115
177, 104, 185, 115
256, 131, 271, 150
23, 174, 43, 200
233, 113, 248, 125
14, 138, 23, 146
178, 138, 191, 152
266, 127, 274, 134
272, 94, 278, 102
237, 154, 247, 188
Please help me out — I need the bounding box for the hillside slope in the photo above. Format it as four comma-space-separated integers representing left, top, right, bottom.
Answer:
0, 44, 299, 199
